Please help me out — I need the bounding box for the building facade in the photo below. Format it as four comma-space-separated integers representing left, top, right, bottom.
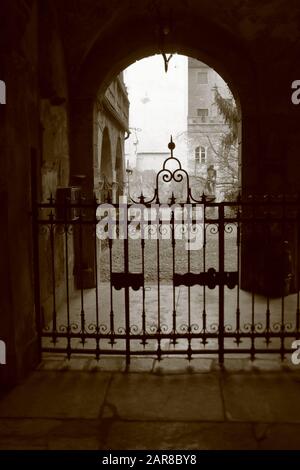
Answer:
187, 58, 237, 200
94, 73, 130, 202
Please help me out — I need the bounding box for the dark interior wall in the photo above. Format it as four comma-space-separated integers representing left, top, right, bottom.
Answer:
0, 1, 71, 388
38, 1, 73, 325
0, 1, 40, 388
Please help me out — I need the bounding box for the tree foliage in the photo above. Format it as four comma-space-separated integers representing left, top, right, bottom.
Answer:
213, 86, 239, 148
211, 86, 240, 199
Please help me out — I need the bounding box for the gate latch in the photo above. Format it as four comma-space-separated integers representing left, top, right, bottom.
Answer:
111, 272, 144, 291
174, 268, 238, 289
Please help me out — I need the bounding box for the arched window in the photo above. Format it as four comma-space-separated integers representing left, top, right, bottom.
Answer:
195, 146, 206, 164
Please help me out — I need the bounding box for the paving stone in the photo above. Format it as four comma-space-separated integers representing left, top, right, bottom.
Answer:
106, 373, 223, 421
251, 359, 283, 372
222, 373, 300, 422
253, 423, 269, 441
0, 418, 107, 450
0, 371, 111, 419
154, 357, 213, 374
0, 419, 61, 436
217, 359, 253, 372
47, 419, 104, 438
46, 358, 93, 371
104, 421, 257, 450
89, 357, 126, 372
255, 423, 300, 450
126, 357, 155, 372
48, 437, 100, 450
0, 438, 47, 450
37, 360, 66, 370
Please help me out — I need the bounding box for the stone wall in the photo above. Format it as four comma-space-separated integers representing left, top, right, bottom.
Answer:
38, 2, 73, 327
0, 1, 40, 388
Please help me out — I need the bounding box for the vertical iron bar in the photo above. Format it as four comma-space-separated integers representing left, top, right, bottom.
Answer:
31, 150, 42, 357
296, 194, 300, 337
108, 238, 115, 344
157, 205, 161, 360
64, 201, 71, 359
78, 196, 85, 344
140, 203, 147, 345
124, 212, 131, 365
235, 203, 241, 344
202, 201, 207, 345
218, 203, 225, 364
94, 197, 100, 360
251, 198, 256, 360
141, 235, 146, 344
171, 205, 177, 344
49, 207, 57, 344
265, 198, 271, 345
187, 205, 191, 358
280, 196, 286, 360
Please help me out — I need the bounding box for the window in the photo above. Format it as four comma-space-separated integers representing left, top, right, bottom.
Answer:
195, 146, 206, 164
200, 146, 206, 163
197, 71, 208, 84
197, 108, 209, 122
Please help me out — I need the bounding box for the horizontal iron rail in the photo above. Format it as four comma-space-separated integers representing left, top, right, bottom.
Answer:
41, 347, 297, 356
41, 331, 300, 339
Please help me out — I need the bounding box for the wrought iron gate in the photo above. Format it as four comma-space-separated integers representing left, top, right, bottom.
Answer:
32, 141, 300, 364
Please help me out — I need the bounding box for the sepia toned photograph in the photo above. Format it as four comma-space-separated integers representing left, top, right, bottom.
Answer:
1, 0, 300, 459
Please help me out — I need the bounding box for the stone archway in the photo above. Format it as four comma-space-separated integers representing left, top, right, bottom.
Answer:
69, 10, 255, 201
68, 17, 250, 290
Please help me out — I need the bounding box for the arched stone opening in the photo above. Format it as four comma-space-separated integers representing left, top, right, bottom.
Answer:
69, 12, 252, 201
68, 20, 248, 290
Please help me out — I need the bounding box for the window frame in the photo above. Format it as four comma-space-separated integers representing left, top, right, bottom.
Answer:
197, 71, 208, 85
195, 146, 207, 164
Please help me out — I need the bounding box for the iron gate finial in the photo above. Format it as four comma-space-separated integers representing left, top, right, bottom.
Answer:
168, 136, 175, 158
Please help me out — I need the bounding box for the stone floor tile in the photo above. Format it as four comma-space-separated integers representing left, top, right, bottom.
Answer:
89, 357, 126, 372
126, 357, 155, 372
0, 371, 111, 419
216, 359, 253, 372
0, 438, 46, 450
0, 418, 61, 437
48, 437, 100, 450
251, 359, 283, 372
106, 373, 223, 421
222, 373, 300, 422
154, 357, 213, 374
255, 423, 300, 450
104, 421, 257, 450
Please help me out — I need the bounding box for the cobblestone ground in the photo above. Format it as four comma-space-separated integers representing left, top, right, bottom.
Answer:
99, 230, 237, 282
